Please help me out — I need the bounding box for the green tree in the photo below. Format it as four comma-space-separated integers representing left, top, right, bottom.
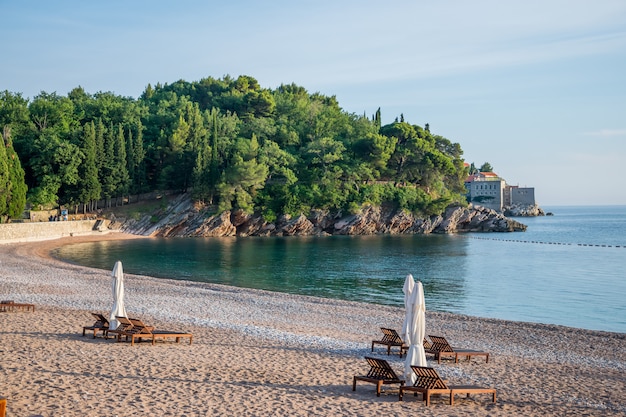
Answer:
0, 92, 29, 219
352, 132, 397, 174
28, 130, 83, 208
77, 121, 101, 212
0, 131, 9, 218
100, 124, 118, 203
373, 107, 381, 131
217, 155, 269, 213
0, 91, 31, 142
304, 137, 346, 175
5, 137, 28, 219
114, 123, 130, 196
129, 121, 146, 193
480, 162, 493, 172
29, 92, 76, 134
209, 109, 220, 190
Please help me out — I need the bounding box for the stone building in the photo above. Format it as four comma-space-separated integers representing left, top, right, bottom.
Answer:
465, 172, 535, 211
504, 186, 535, 206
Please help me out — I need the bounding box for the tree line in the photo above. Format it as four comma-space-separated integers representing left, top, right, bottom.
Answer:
0, 75, 470, 222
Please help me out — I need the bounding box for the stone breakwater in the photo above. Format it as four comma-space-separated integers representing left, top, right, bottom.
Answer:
114, 193, 527, 237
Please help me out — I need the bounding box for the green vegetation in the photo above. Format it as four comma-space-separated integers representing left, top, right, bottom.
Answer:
0, 75, 469, 220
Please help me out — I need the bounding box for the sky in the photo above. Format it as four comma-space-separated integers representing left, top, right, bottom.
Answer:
2, 0, 625, 206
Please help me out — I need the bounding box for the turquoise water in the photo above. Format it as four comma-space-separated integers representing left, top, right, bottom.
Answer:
53, 205, 626, 333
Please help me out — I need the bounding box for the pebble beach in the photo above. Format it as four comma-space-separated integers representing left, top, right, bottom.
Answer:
1, 233, 625, 416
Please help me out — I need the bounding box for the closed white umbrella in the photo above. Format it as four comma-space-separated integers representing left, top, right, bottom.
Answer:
404, 280, 427, 385
400, 274, 415, 343
109, 260, 127, 331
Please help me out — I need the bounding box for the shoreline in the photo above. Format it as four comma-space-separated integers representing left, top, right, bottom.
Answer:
22, 232, 626, 338
43, 232, 625, 335
1, 234, 625, 416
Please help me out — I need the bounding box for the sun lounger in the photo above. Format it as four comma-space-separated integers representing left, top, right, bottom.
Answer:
0, 300, 35, 312
423, 338, 432, 350
120, 318, 193, 346
82, 312, 110, 338
107, 316, 134, 341
399, 365, 496, 405
426, 335, 490, 363
371, 328, 409, 356
352, 356, 405, 396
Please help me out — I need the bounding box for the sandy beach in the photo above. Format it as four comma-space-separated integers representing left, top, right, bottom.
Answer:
1, 233, 624, 416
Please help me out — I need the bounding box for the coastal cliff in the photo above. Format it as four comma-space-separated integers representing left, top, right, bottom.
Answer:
111, 193, 527, 237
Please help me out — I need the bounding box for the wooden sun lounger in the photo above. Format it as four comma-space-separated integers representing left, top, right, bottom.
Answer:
371, 328, 408, 356
352, 356, 405, 396
426, 335, 490, 364
107, 316, 135, 341
122, 318, 193, 346
399, 365, 496, 406
0, 300, 35, 312
82, 313, 110, 338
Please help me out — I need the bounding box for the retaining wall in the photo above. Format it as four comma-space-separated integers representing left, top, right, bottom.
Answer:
0, 220, 109, 244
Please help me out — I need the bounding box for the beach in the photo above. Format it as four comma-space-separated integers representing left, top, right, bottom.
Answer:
1, 233, 624, 416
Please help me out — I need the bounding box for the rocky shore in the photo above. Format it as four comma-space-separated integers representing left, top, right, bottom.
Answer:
112, 193, 528, 237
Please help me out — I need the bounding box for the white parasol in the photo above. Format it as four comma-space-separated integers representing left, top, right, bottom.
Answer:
404, 280, 427, 385
109, 260, 127, 331
401, 274, 415, 343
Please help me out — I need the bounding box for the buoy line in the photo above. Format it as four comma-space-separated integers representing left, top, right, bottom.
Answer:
460, 235, 624, 248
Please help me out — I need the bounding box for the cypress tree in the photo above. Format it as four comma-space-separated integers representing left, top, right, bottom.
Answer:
126, 126, 135, 192
132, 121, 145, 193
78, 121, 101, 212
374, 107, 381, 131
4, 127, 27, 219
101, 123, 117, 205
209, 109, 219, 195
0, 128, 11, 218
115, 123, 130, 199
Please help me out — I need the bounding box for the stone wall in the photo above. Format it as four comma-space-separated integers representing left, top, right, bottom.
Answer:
510, 187, 536, 206
0, 220, 108, 244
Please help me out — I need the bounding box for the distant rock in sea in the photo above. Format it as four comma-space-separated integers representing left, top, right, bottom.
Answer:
503, 203, 545, 217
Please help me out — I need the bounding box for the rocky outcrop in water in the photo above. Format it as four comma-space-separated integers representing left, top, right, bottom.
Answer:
112, 194, 527, 237
503, 204, 545, 217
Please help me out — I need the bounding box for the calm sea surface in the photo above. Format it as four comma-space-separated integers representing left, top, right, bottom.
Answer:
53, 205, 626, 333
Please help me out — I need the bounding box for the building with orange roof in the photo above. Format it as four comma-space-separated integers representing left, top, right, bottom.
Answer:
465, 172, 535, 211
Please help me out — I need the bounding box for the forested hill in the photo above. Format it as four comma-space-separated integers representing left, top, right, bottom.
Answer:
0, 75, 469, 222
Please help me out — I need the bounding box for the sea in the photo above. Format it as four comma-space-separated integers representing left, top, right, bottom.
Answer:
52, 205, 626, 334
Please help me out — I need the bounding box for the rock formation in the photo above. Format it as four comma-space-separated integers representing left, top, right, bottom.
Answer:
111, 193, 527, 237
503, 203, 545, 217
